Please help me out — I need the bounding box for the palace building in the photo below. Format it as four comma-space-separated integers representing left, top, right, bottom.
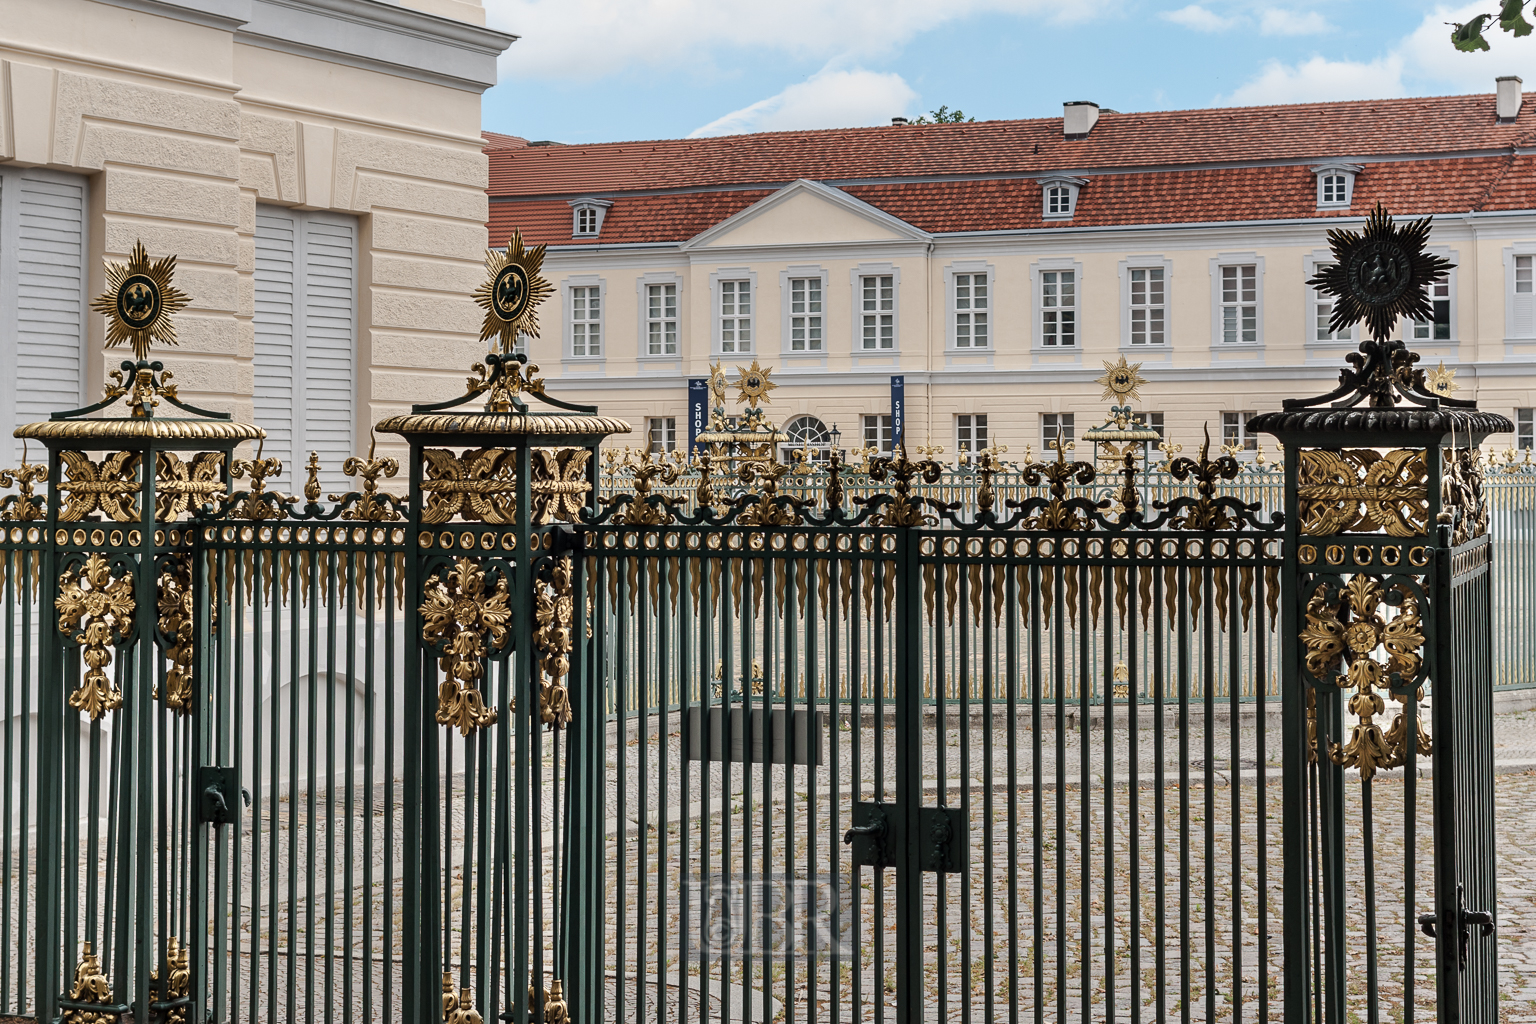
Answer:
485, 82, 1536, 459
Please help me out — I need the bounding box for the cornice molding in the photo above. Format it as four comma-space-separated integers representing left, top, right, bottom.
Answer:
90, 0, 252, 31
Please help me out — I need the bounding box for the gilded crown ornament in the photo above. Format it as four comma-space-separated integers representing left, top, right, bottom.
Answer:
473, 230, 554, 353
91, 240, 190, 361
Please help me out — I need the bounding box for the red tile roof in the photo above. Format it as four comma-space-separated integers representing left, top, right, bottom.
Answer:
485, 92, 1536, 246
481, 130, 528, 150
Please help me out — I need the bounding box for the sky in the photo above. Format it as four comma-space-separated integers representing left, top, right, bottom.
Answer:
480, 1, 1536, 145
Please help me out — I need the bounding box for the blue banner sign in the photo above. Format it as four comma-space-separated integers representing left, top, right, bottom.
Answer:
688, 378, 709, 452
890, 375, 905, 449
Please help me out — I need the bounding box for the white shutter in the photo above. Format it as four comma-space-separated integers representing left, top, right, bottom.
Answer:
253, 207, 356, 494
0, 168, 87, 465
253, 210, 298, 475
301, 215, 355, 493
1516, 287, 1535, 339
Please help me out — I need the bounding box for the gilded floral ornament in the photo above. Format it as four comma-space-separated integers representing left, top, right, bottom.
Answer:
150, 936, 191, 1024
860, 447, 942, 527
465, 353, 546, 412
420, 448, 518, 524
473, 230, 554, 354
736, 461, 803, 527
63, 942, 114, 1024
0, 452, 47, 521
58, 451, 140, 523
1013, 443, 1095, 531
156, 451, 226, 520
90, 240, 190, 361
442, 975, 484, 1024
155, 557, 195, 714
420, 558, 508, 736
227, 444, 290, 521
332, 430, 404, 521
57, 554, 136, 721
1163, 425, 1243, 531
529, 979, 569, 1024
1296, 448, 1428, 536
533, 556, 575, 729
530, 447, 592, 525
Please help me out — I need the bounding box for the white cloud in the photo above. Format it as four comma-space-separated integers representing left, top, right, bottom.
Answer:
1225, 1, 1536, 106
486, 0, 1099, 80
1160, 4, 1236, 32
1258, 8, 1331, 35
688, 66, 919, 137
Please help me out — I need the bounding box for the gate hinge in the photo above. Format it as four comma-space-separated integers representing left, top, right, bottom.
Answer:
197, 766, 248, 826
842, 802, 966, 873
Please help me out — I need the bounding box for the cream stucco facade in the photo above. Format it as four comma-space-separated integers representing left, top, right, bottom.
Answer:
523, 178, 1536, 458
0, 0, 512, 469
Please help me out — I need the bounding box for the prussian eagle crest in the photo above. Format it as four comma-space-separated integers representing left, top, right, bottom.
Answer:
474, 230, 554, 353
90, 241, 190, 361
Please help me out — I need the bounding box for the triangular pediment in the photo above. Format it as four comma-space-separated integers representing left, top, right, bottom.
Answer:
684, 179, 928, 249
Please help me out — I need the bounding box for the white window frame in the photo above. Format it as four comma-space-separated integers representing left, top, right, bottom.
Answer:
647, 416, 678, 453
1406, 251, 1456, 343
1304, 249, 1357, 355
956, 414, 989, 454
562, 275, 605, 360
1119, 256, 1172, 354
862, 414, 894, 453
1517, 408, 1534, 449
1133, 411, 1165, 438
636, 272, 683, 363
851, 263, 900, 354
1039, 175, 1087, 221
1222, 411, 1258, 451
779, 265, 828, 356
710, 268, 758, 356
782, 415, 832, 462
1209, 253, 1265, 352
1031, 257, 1083, 357
568, 197, 612, 238
1312, 163, 1360, 210
0, 166, 90, 460
1503, 244, 1536, 345
946, 261, 994, 352
1041, 413, 1074, 451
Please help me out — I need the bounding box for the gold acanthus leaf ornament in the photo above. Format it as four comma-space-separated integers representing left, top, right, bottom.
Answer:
63, 942, 114, 1024
90, 240, 191, 362
57, 554, 136, 720
442, 975, 484, 1024
420, 558, 509, 736
473, 231, 554, 354
155, 557, 195, 714
58, 451, 140, 523
533, 556, 575, 729
150, 936, 191, 1024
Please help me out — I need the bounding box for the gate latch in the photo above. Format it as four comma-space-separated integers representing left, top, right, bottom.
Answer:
919, 806, 965, 874
1416, 883, 1494, 971
843, 802, 965, 873
197, 766, 247, 826
844, 801, 894, 868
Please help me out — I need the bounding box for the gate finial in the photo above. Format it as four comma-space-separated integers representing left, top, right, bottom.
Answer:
91, 240, 190, 362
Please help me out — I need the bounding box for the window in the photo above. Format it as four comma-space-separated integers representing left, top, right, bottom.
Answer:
863, 414, 894, 453
861, 275, 895, 350
1321, 176, 1348, 204
1519, 408, 1534, 449
720, 280, 752, 353
954, 273, 989, 348
1041, 413, 1074, 450
646, 283, 678, 356
569, 198, 611, 237
1313, 165, 1358, 209
1222, 411, 1257, 451
647, 417, 677, 454
783, 415, 831, 461
1515, 254, 1535, 337
1411, 278, 1451, 341
1040, 176, 1086, 220
254, 206, 357, 495
571, 286, 601, 356
1132, 411, 1165, 438
789, 277, 823, 352
1221, 265, 1258, 344
1041, 270, 1076, 347
0, 167, 88, 464
1128, 268, 1165, 345
956, 414, 989, 453
1312, 263, 1351, 342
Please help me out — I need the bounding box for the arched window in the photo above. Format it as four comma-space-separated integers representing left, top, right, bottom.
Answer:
782, 415, 831, 462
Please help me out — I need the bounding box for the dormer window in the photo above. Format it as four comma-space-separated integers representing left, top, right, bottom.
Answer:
1039, 176, 1088, 221
568, 197, 612, 237
1312, 163, 1361, 210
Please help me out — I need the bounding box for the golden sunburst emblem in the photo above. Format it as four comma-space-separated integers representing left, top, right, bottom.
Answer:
90, 240, 190, 361
1426, 361, 1459, 397
734, 361, 777, 408
1309, 204, 1455, 342
1095, 356, 1148, 403
473, 230, 555, 353
709, 362, 728, 403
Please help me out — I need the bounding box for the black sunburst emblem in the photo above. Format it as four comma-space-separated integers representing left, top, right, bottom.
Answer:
1308, 203, 1454, 342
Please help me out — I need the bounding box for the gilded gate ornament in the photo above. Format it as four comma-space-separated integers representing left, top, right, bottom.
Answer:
156, 451, 226, 520
90, 240, 191, 361
1013, 443, 1094, 531
1165, 425, 1242, 531
473, 230, 554, 354
533, 556, 574, 729
333, 431, 403, 521
57, 451, 140, 523
465, 355, 546, 412
57, 554, 136, 721
420, 558, 508, 736
608, 449, 682, 526
1444, 446, 1489, 545
1300, 575, 1425, 781
421, 448, 518, 524
442, 975, 483, 1024
156, 557, 195, 714
530, 447, 592, 525
528, 979, 569, 1024
1308, 205, 1455, 344
150, 936, 191, 1024
1296, 449, 1428, 536
62, 942, 113, 1023
861, 447, 942, 527
736, 461, 803, 527
227, 444, 290, 521
0, 453, 46, 521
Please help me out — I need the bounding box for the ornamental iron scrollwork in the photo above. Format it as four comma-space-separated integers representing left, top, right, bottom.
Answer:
860, 447, 943, 527
56, 554, 136, 721
62, 942, 114, 1023
227, 445, 291, 520
1012, 443, 1095, 531
530, 447, 592, 525
1162, 425, 1243, 531
736, 461, 803, 527
533, 555, 574, 729
1300, 575, 1426, 781
606, 449, 683, 526
156, 451, 226, 521
420, 558, 508, 736
0, 452, 46, 521
465, 353, 547, 413
442, 975, 484, 1024
1443, 446, 1489, 545
1297, 449, 1428, 536
58, 451, 140, 523
421, 448, 518, 525
332, 431, 404, 522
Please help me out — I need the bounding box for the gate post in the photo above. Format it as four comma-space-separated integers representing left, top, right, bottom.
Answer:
1252, 206, 1510, 1023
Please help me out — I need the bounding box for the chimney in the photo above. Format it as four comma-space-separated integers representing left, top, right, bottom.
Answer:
1063, 101, 1099, 138
1498, 76, 1523, 122
891, 116, 909, 125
